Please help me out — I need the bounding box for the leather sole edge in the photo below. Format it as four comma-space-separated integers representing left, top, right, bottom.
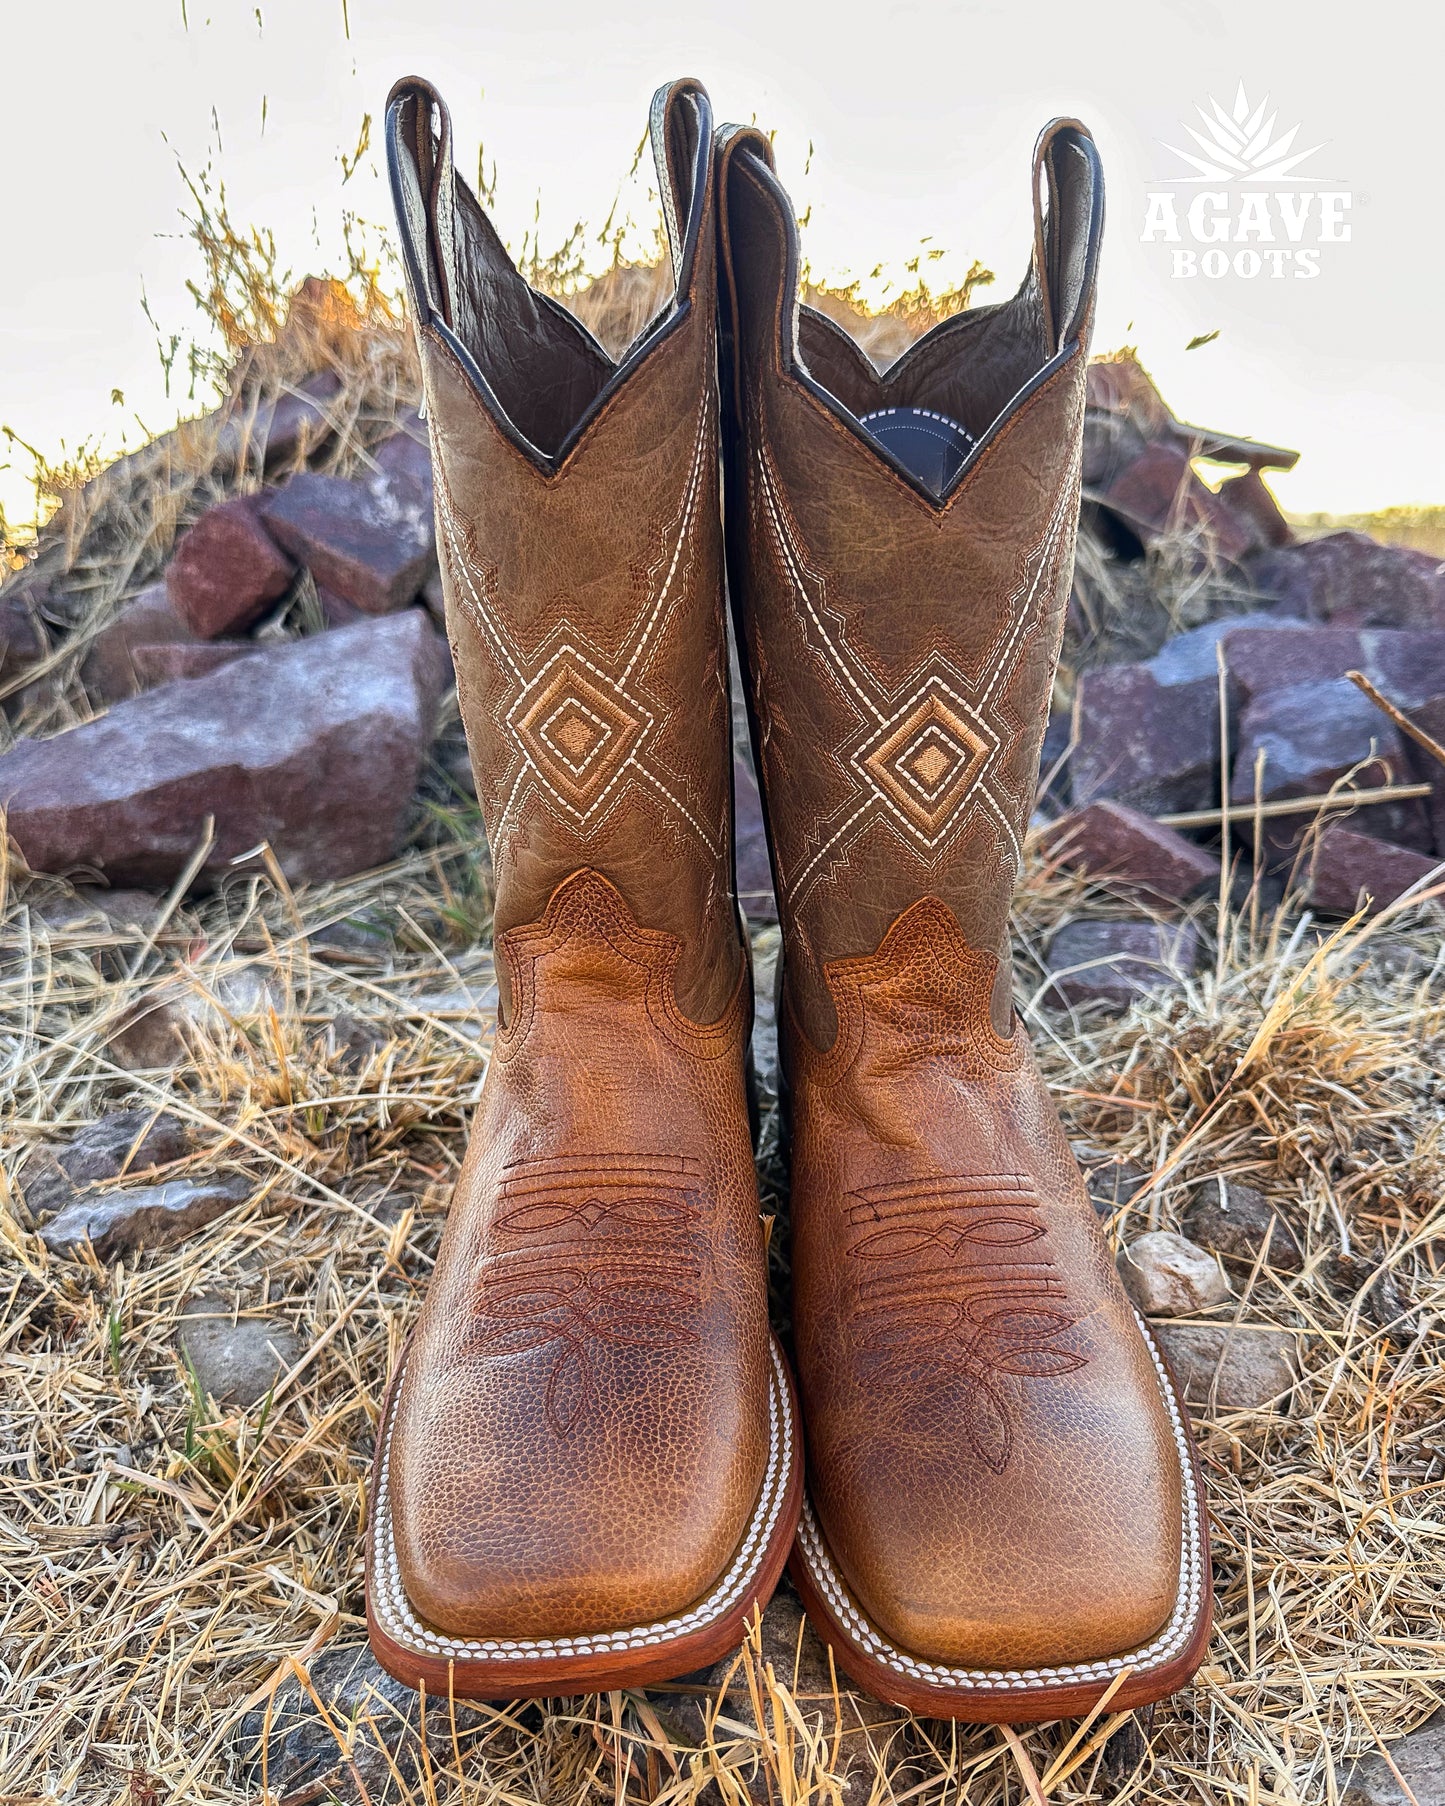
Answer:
365, 1336, 804, 1700
787, 1313, 1213, 1722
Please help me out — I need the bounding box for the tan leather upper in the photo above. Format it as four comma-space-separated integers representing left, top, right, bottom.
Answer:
719, 123, 1188, 1668
382, 77, 769, 1638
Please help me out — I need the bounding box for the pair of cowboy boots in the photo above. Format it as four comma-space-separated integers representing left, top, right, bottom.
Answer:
368, 74, 1210, 1721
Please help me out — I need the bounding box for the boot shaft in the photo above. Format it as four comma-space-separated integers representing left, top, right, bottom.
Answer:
718, 124, 1103, 1040
387, 79, 742, 1023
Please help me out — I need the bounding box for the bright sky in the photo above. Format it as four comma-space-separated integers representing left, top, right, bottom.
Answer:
3, 0, 1441, 533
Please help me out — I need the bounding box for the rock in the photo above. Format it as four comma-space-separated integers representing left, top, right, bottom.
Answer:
260, 461, 436, 615
1230, 676, 1432, 856
1073, 664, 1221, 815
1223, 625, 1445, 713
1096, 440, 1258, 562
109, 964, 285, 1068
1036, 710, 1073, 810
1146, 613, 1302, 689
40, 1178, 250, 1261
1306, 825, 1442, 917
1152, 1322, 1297, 1410
1044, 919, 1201, 1009
235, 1640, 494, 1803
0, 585, 49, 682
23, 1108, 196, 1200
1339, 1710, 1445, 1806
1249, 531, 1445, 630
1085, 1159, 1149, 1217
1119, 1230, 1230, 1316
1042, 801, 1219, 905
0, 612, 448, 889
257, 371, 343, 470
1403, 691, 1445, 854
178, 1297, 303, 1406
165, 495, 296, 637
317, 584, 368, 628
1214, 467, 1293, 550
1182, 1178, 1303, 1273
734, 756, 777, 924
129, 642, 259, 686
1326, 1252, 1412, 1333
80, 584, 197, 703
322, 1012, 390, 1069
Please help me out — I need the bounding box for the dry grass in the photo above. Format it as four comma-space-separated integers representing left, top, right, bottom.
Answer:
3, 834, 1444, 1804
4, 144, 1445, 1806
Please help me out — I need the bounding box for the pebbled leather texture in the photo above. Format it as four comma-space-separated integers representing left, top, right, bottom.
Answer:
377, 77, 776, 1654
718, 120, 1206, 1688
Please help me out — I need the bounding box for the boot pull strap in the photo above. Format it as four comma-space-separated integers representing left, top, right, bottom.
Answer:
1031, 119, 1104, 354
649, 78, 713, 299
385, 76, 458, 331
715, 126, 788, 425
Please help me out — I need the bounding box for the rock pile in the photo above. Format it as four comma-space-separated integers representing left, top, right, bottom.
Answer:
1, 349, 1440, 978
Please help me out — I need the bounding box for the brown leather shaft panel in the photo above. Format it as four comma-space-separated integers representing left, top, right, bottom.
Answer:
379, 77, 770, 1643
720, 121, 1195, 1671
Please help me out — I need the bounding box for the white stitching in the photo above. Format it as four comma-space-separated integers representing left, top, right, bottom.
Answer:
793, 1314, 1204, 1693
371, 1340, 795, 1662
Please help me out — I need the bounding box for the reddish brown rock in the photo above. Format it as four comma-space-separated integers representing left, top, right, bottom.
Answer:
1043, 800, 1219, 904
1224, 624, 1445, 713
1305, 825, 1442, 916
1073, 664, 1221, 814
1098, 440, 1257, 562
1405, 693, 1445, 850
1044, 918, 1201, 1009
166, 495, 296, 638
1248, 531, 1445, 630
1230, 676, 1432, 856
1214, 468, 1293, 549
80, 585, 197, 703
260, 456, 436, 615
260, 372, 343, 469
130, 642, 258, 685
0, 611, 448, 888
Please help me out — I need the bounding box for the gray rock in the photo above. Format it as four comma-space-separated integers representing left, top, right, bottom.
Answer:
1147, 613, 1299, 688
1230, 676, 1432, 858
235, 1640, 495, 1804
735, 756, 777, 924
179, 1297, 303, 1406
1182, 1178, 1303, 1274
22, 1108, 195, 1206
1073, 664, 1221, 815
1339, 1709, 1445, 1806
40, 1178, 250, 1261
129, 641, 259, 686
1152, 1322, 1297, 1410
1044, 918, 1201, 1009
0, 612, 448, 889
1224, 624, 1445, 714
1119, 1230, 1230, 1316
109, 964, 285, 1069
1084, 1159, 1150, 1217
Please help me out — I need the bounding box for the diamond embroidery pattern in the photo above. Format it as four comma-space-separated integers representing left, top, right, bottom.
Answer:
429, 395, 719, 864
752, 436, 1078, 910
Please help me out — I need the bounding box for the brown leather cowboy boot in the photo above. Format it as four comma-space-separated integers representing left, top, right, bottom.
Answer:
717, 122, 1210, 1720
368, 76, 801, 1699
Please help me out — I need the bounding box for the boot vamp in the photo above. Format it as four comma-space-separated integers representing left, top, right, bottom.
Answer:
789, 923, 1183, 1671
388, 873, 771, 1640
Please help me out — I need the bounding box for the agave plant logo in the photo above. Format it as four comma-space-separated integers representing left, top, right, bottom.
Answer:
1141, 82, 1352, 280
1162, 83, 1326, 185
